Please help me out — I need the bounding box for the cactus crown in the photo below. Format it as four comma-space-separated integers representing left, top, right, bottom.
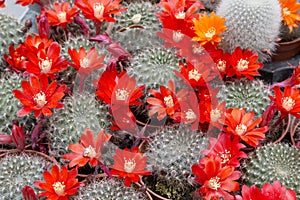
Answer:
243, 143, 300, 197
0, 152, 52, 199
74, 177, 148, 199
217, 78, 271, 117
216, 0, 282, 61
145, 126, 208, 199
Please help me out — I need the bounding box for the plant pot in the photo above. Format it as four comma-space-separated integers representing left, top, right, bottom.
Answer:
271, 37, 300, 62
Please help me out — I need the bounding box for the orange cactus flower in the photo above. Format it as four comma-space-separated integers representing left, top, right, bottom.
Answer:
279, 0, 300, 32
13, 75, 67, 118
228, 47, 263, 80
96, 69, 145, 106
62, 129, 111, 168
45, 2, 79, 28
75, 0, 126, 23
147, 80, 188, 121
110, 147, 151, 187
270, 86, 300, 118
224, 108, 269, 147
16, 0, 40, 6
34, 165, 83, 199
192, 156, 241, 200
25, 42, 69, 79
192, 12, 227, 46
68, 47, 105, 76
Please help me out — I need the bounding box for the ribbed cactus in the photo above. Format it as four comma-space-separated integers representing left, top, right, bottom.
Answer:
127, 46, 180, 89
217, 78, 271, 117
201, 0, 222, 11
48, 92, 112, 158
145, 126, 209, 199
112, 28, 162, 55
113, 2, 161, 31
74, 178, 148, 200
0, 14, 25, 66
243, 143, 300, 197
0, 74, 35, 135
216, 0, 282, 62
0, 152, 52, 199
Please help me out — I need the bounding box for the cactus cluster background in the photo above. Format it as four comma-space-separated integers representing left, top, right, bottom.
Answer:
0, 0, 299, 199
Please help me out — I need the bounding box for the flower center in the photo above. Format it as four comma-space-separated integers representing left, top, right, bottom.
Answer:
282, 97, 295, 111
175, 11, 185, 19
192, 44, 204, 55
124, 158, 136, 173
283, 7, 291, 16
131, 14, 142, 24
204, 27, 216, 39
216, 60, 226, 72
185, 109, 197, 120
188, 69, 201, 81
52, 181, 65, 195
218, 149, 231, 164
235, 124, 247, 136
210, 108, 221, 122
172, 31, 184, 43
94, 3, 105, 19
34, 92, 47, 108
236, 59, 249, 71
39, 57, 52, 74
80, 57, 90, 68
115, 88, 130, 101
164, 95, 174, 108
208, 177, 221, 190
57, 11, 67, 23
83, 145, 97, 158
16, 56, 26, 62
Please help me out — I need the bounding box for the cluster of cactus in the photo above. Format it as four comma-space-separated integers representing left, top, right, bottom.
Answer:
0, 74, 35, 135
145, 126, 209, 199
74, 177, 148, 200
243, 143, 300, 197
217, 78, 271, 117
0, 14, 25, 66
127, 46, 180, 89
113, 1, 161, 31
0, 152, 52, 199
216, 0, 282, 61
48, 92, 112, 158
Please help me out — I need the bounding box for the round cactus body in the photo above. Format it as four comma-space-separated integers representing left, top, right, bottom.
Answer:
145, 126, 209, 199
0, 152, 52, 199
74, 178, 148, 200
128, 46, 180, 89
216, 0, 282, 62
49, 92, 112, 158
243, 143, 300, 197
0, 74, 35, 136
217, 78, 271, 117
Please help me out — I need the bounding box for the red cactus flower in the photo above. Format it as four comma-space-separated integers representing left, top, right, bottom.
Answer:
12, 124, 26, 151
68, 47, 105, 76
192, 156, 241, 200
25, 42, 69, 79
212, 49, 231, 78
63, 129, 111, 168
110, 147, 151, 187
45, 2, 79, 28
270, 86, 300, 118
16, 0, 40, 6
224, 108, 269, 147
4, 45, 27, 72
228, 47, 263, 80
34, 165, 83, 199
0, 0, 5, 8
22, 186, 38, 200
96, 69, 145, 106
75, 0, 126, 23
13, 75, 67, 118
201, 133, 248, 167
19, 35, 53, 55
